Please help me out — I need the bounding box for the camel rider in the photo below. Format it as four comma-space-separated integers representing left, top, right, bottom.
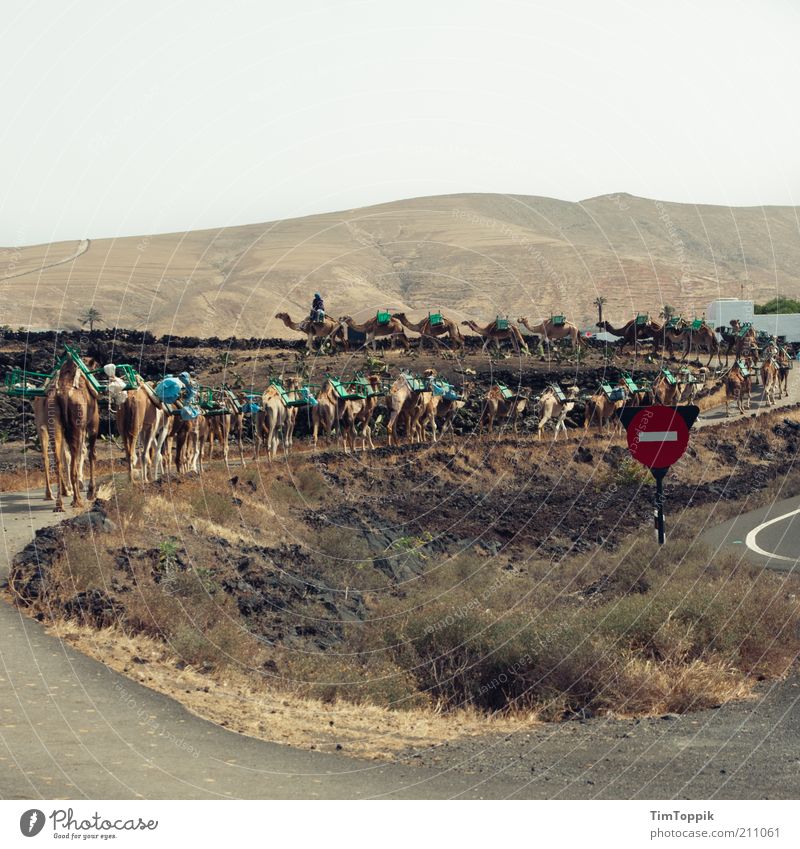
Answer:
311, 293, 325, 323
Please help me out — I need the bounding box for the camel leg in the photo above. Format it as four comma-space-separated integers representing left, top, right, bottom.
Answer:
52, 421, 67, 513
85, 431, 97, 500
69, 431, 84, 509
38, 422, 54, 501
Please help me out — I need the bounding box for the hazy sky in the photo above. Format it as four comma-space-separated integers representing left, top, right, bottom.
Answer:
2, 0, 799, 245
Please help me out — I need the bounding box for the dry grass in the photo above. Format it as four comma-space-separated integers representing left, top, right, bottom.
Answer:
45, 620, 529, 758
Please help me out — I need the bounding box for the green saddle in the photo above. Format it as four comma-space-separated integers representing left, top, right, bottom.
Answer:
737, 322, 753, 338
660, 367, 677, 385
551, 315, 566, 326
690, 318, 705, 331
497, 382, 514, 400
428, 312, 443, 327
666, 315, 681, 329
635, 314, 649, 326
376, 311, 391, 325
620, 373, 639, 393
495, 316, 509, 330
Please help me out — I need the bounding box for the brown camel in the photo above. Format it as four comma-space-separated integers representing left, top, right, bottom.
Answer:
386, 373, 431, 445
392, 312, 464, 349
339, 374, 383, 452
31, 394, 75, 501
651, 369, 686, 405
311, 378, 346, 450
519, 317, 583, 351
724, 360, 752, 415
716, 319, 758, 366
461, 320, 529, 356
761, 356, 779, 407
481, 384, 528, 433
583, 387, 627, 431
595, 319, 661, 355
255, 382, 298, 460
174, 415, 208, 474
775, 346, 792, 398
274, 312, 348, 352
536, 385, 581, 440
115, 382, 152, 483
339, 315, 410, 351
205, 391, 247, 467
50, 356, 100, 511
415, 379, 471, 443
663, 320, 721, 367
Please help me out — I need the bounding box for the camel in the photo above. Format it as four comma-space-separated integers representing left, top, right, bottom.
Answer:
595, 318, 662, 355
519, 317, 582, 352
724, 360, 752, 416
392, 312, 464, 349
386, 372, 431, 445
274, 312, 348, 352
253, 377, 306, 462
536, 385, 581, 440
311, 378, 346, 450
435, 382, 472, 441
716, 319, 758, 366
339, 374, 383, 452
174, 415, 208, 474
50, 356, 100, 511
481, 384, 528, 433
138, 391, 165, 482
583, 386, 628, 431
461, 320, 529, 356
775, 346, 792, 398
339, 315, 410, 352
659, 320, 720, 367
761, 356, 779, 407
651, 369, 686, 405
31, 394, 76, 501
114, 382, 151, 482
676, 367, 709, 403
205, 392, 247, 467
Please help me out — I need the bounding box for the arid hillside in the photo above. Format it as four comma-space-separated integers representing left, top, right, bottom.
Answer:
2, 192, 800, 337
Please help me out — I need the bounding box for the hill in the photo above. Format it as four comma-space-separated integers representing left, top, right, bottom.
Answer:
2, 192, 799, 337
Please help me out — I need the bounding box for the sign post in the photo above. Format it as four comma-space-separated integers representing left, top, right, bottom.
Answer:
617, 405, 699, 544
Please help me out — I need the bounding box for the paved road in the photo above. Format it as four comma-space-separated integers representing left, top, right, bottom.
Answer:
701, 493, 800, 572
3, 488, 799, 800
695, 372, 796, 428
0, 489, 525, 800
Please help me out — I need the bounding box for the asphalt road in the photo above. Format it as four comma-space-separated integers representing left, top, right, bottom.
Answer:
2, 483, 799, 800
701, 493, 800, 572
0, 489, 524, 800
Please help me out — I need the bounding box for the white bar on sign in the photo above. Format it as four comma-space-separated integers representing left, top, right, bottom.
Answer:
638, 431, 678, 442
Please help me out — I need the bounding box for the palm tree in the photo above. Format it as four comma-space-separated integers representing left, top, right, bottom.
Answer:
79, 307, 103, 332
594, 296, 607, 326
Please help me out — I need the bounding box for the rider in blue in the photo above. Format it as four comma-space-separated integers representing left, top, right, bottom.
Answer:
310, 293, 325, 323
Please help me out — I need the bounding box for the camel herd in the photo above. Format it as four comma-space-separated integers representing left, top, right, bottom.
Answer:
272, 310, 583, 354
11, 326, 793, 512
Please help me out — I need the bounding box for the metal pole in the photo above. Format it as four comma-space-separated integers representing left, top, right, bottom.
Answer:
653, 468, 666, 544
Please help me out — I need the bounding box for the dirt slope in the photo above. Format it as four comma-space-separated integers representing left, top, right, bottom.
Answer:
2, 193, 799, 337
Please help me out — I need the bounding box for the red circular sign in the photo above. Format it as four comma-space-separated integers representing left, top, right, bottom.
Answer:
626, 406, 690, 469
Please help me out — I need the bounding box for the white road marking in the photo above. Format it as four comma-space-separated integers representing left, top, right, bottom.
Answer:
744, 507, 800, 563
638, 431, 679, 442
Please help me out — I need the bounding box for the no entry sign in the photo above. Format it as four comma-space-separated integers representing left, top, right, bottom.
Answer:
626, 406, 691, 469
617, 404, 700, 544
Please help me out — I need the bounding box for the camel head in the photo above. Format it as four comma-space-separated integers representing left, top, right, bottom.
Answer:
517, 317, 527, 324
423, 368, 438, 379
275, 312, 289, 321
338, 315, 353, 324
566, 385, 580, 398
392, 312, 407, 320
460, 320, 474, 327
